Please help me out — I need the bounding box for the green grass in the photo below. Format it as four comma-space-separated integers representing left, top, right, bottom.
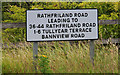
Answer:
2, 38, 118, 73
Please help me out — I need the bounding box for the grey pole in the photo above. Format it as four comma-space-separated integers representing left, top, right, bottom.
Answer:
33, 42, 38, 72
118, 43, 120, 71
89, 40, 94, 66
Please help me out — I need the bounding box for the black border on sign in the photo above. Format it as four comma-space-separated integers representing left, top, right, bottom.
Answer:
26, 9, 99, 42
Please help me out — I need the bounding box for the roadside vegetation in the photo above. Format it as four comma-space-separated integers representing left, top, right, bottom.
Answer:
2, 2, 119, 73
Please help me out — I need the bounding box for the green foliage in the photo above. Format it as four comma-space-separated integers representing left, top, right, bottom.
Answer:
3, 5, 26, 23
1, 2, 119, 73
2, 28, 26, 43
99, 24, 119, 39
2, 2, 119, 40
2, 41, 118, 73
78, 2, 119, 39
98, 12, 119, 39
80, 2, 118, 16
39, 55, 52, 73
10, 5, 26, 22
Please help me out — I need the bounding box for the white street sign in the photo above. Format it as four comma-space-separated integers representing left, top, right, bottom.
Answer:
27, 9, 98, 41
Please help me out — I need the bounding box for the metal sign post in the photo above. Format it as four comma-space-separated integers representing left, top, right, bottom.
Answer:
89, 40, 94, 66
33, 42, 38, 72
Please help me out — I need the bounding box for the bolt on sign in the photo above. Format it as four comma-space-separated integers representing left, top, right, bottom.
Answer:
26, 9, 98, 41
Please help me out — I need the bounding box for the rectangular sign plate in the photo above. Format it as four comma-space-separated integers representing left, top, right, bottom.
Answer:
26, 9, 98, 41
